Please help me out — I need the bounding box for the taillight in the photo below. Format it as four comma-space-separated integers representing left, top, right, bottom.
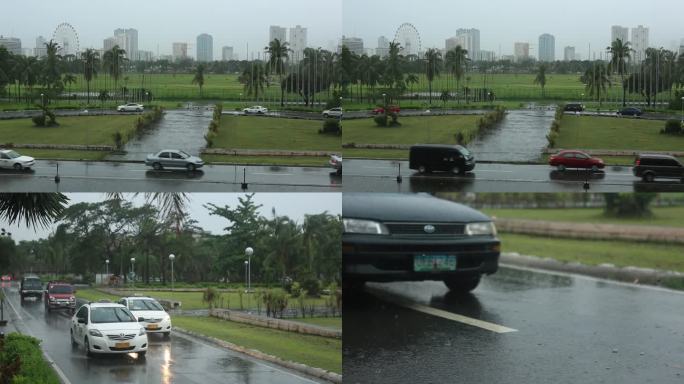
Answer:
635, 159, 640, 166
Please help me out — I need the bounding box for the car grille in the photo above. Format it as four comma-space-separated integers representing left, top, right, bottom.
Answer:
144, 318, 162, 323
107, 334, 136, 341
384, 222, 465, 236
109, 346, 136, 351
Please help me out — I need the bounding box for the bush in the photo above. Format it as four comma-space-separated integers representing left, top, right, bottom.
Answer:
663, 119, 682, 135
301, 277, 321, 297
204, 132, 216, 148
0, 333, 60, 384
112, 132, 124, 149
32, 115, 46, 127
289, 281, 302, 298
374, 114, 388, 127
202, 287, 222, 309
546, 131, 558, 148
262, 289, 288, 318
320, 118, 341, 135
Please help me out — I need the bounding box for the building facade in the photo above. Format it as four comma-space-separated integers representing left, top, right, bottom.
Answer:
289, 25, 307, 60
197, 33, 213, 62
376, 36, 390, 58
455, 28, 480, 59
113, 28, 138, 59
172, 42, 188, 61
34, 36, 47, 58
340, 36, 364, 56
564, 46, 575, 61
0, 36, 22, 55
514, 42, 530, 62
611, 25, 629, 44
269, 25, 287, 44
222, 46, 234, 61
631, 25, 649, 62
538, 33, 555, 62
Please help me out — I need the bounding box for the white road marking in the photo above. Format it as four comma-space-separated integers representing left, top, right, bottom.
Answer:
366, 287, 517, 334
251, 173, 296, 176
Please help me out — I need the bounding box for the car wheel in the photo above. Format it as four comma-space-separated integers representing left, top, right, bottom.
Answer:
643, 173, 655, 183
152, 163, 163, 171
418, 165, 428, 174
451, 166, 461, 175
13, 163, 22, 171
323, 114, 329, 118
163, 332, 170, 338
138, 351, 147, 358
336, 168, 342, 176
187, 163, 196, 172
443, 276, 481, 293
591, 165, 599, 173
557, 165, 566, 172
71, 330, 77, 348
84, 337, 93, 357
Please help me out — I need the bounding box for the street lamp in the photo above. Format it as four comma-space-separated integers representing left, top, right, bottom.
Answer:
244, 260, 249, 292
245, 247, 254, 292
130, 257, 136, 288
40, 93, 45, 108
105, 259, 109, 279
680, 97, 684, 123
168, 254, 175, 291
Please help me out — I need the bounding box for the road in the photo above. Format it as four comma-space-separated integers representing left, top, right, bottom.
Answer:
343, 265, 684, 384
342, 159, 684, 193
1, 283, 323, 384
0, 161, 342, 192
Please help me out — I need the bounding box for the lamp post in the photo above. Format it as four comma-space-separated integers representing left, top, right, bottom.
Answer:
40, 93, 45, 108
168, 254, 175, 291
244, 260, 249, 292
105, 259, 109, 279
130, 257, 136, 288
245, 247, 253, 292
681, 97, 684, 123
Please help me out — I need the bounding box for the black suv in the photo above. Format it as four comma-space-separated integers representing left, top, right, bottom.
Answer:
563, 103, 585, 112
409, 144, 475, 175
20, 275, 43, 303
342, 193, 500, 292
633, 154, 684, 183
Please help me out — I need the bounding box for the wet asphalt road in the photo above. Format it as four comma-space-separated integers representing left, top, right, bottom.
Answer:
342, 160, 684, 193
343, 266, 684, 384
0, 161, 342, 192
1, 284, 322, 384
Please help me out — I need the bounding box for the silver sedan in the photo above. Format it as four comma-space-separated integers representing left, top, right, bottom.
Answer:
145, 150, 204, 171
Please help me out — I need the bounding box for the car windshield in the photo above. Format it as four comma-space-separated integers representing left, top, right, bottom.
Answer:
458, 146, 472, 157
5, 150, 20, 159
90, 307, 137, 323
49, 285, 73, 294
24, 280, 42, 289
178, 151, 191, 158
129, 299, 164, 311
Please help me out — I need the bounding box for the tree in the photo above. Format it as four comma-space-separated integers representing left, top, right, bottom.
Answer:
265, 39, 290, 106
604, 193, 656, 218
81, 49, 100, 104
12, 55, 39, 103
445, 46, 468, 102
102, 45, 127, 100
424, 49, 442, 104
191, 64, 205, 97
239, 61, 267, 101
62, 73, 77, 102
582, 61, 611, 109
42, 40, 62, 94
384, 42, 405, 94
534, 64, 547, 98
0, 193, 69, 229
606, 38, 632, 107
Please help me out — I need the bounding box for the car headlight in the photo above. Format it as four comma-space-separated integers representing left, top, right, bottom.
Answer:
89, 329, 103, 337
139, 327, 146, 336
465, 222, 497, 236
343, 219, 389, 235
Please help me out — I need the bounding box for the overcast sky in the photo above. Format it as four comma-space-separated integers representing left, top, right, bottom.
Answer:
0, 193, 341, 242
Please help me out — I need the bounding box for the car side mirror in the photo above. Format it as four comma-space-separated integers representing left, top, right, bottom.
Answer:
138, 317, 145, 322
77, 318, 85, 324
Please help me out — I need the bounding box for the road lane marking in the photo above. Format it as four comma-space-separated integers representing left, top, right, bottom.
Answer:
366, 287, 517, 334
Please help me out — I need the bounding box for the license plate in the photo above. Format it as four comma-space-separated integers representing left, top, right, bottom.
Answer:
146, 324, 160, 330
115, 342, 129, 348
414, 254, 457, 272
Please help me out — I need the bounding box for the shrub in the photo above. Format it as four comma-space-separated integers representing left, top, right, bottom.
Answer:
0, 333, 60, 384
289, 281, 302, 298
320, 118, 341, 135
374, 114, 388, 127
204, 132, 216, 148
301, 277, 321, 297
546, 131, 558, 148
455, 132, 465, 145
389, 112, 400, 127
32, 115, 46, 127
112, 132, 124, 150
202, 287, 222, 309
262, 289, 288, 318
663, 119, 682, 135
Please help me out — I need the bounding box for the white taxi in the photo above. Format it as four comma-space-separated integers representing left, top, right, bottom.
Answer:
119, 297, 172, 337
70, 302, 148, 357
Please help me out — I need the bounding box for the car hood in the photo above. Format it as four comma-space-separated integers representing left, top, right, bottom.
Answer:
188, 156, 204, 163
88, 322, 142, 333
48, 293, 74, 299
16, 156, 35, 163
129, 310, 168, 321
343, 193, 491, 223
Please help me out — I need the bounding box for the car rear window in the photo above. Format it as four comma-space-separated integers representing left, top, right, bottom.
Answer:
129, 299, 164, 311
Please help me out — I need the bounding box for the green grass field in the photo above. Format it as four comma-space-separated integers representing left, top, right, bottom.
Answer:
343, 115, 481, 159
291, 317, 342, 330
483, 206, 684, 228
556, 116, 684, 151
500, 233, 684, 272
174, 316, 341, 374
0, 115, 138, 146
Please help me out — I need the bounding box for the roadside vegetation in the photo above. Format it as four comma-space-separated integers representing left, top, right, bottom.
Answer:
0, 333, 60, 384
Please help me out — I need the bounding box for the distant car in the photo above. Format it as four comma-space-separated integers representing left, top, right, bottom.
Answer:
372, 105, 401, 115
243, 106, 268, 115
117, 103, 144, 112
0, 149, 35, 171
322, 108, 344, 118
145, 150, 204, 171
563, 103, 585, 112
343, 193, 500, 292
549, 150, 605, 172
633, 154, 684, 183
329, 154, 342, 175
71, 302, 148, 358
409, 144, 475, 175
617, 107, 642, 117
118, 297, 172, 337
20, 275, 43, 303
0, 275, 11, 281
44, 281, 76, 313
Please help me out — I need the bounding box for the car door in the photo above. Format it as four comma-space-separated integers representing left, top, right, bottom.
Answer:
574, 153, 589, 168
0, 152, 9, 169
73, 306, 88, 342
170, 152, 185, 168
664, 159, 682, 178
157, 152, 171, 167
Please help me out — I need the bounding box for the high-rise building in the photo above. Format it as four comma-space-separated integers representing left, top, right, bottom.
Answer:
454, 28, 480, 60
113, 28, 138, 59
222, 46, 234, 61
478, 50, 495, 61
680, 38, 684, 56
340, 36, 364, 56
0, 36, 22, 55
269, 25, 287, 44
564, 46, 576, 61
514, 42, 530, 62
34, 36, 47, 58
376, 36, 390, 58
137, 50, 154, 62
103, 37, 117, 52
538, 33, 555, 62
289, 25, 307, 60
611, 25, 629, 44
197, 33, 213, 62
631, 25, 649, 62
172, 42, 188, 61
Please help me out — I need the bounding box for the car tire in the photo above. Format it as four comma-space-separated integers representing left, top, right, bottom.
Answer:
152, 163, 163, 171
643, 173, 655, 183
71, 330, 77, 348
451, 166, 461, 175
84, 337, 93, 357
323, 114, 329, 118
557, 165, 566, 172
13, 163, 22, 171
444, 276, 481, 293
187, 163, 196, 172
591, 165, 599, 173
138, 351, 147, 358
163, 332, 170, 338
418, 165, 428, 174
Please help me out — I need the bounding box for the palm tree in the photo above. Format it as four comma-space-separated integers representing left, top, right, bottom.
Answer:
445, 46, 468, 102
534, 64, 547, 98
265, 39, 290, 106
102, 45, 127, 100
406, 73, 419, 97
0, 193, 69, 229
239, 61, 267, 101
62, 73, 77, 103
43, 40, 62, 93
583, 61, 611, 109
424, 49, 442, 104
192, 64, 205, 97
12, 55, 39, 103
385, 42, 404, 93
606, 39, 632, 106
81, 49, 99, 104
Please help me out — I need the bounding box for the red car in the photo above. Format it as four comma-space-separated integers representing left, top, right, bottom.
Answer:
0, 275, 12, 281
372, 105, 401, 115
549, 150, 605, 172
44, 281, 76, 313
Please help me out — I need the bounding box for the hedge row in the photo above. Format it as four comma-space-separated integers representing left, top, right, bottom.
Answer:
0, 333, 60, 384
204, 104, 223, 148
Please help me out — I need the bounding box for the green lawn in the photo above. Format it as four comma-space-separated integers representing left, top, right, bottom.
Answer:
291, 317, 342, 330
174, 316, 341, 374
344, 115, 481, 159
501, 233, 684, 272
556, 116, 684, 151
11, 149, 110, 161
75, 288, 121, 303
0, 115, 139, 146
483, 206, 684, 228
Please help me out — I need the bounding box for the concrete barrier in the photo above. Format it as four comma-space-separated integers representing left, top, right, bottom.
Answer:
210, 309, 341, 339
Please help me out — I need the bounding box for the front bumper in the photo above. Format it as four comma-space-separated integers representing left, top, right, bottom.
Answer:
89, 334, 148, 354
343, 234, 500, 282
142, 319, 172, 334
21, 290, 43, 299
46, 300, 76, 310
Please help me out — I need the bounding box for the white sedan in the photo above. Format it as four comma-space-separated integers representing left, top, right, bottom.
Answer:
243, 105, 268, 115
117, 103, 144, 112
119, 297, 172, 337
71, 302, 148, 358
323, 108, 344, 118
0, 149, 35, 170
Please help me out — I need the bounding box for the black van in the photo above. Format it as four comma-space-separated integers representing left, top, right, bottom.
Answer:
20, 275, 43, 303
409, 144, 475, 174
563, 103, 585, 112
633, 154, 684, 182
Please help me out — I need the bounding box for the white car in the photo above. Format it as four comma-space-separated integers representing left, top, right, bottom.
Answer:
0, 149, 35, 170
329, 154, 342, 175
243, 105, 268, 114
322, 108, 344, 118
117, 103, 144, 112
70, 302, 148, 358
119, 297, 172, 337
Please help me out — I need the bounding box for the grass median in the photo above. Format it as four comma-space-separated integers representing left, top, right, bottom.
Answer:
0, 115, 139, 146
174, 316, 341, 374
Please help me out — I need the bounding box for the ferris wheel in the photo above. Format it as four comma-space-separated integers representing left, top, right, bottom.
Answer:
52, 23, 80, 56
393, 23, 422, 57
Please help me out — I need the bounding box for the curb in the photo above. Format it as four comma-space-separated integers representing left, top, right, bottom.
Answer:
173, 327, 342, 383
500, 252, 684, 287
